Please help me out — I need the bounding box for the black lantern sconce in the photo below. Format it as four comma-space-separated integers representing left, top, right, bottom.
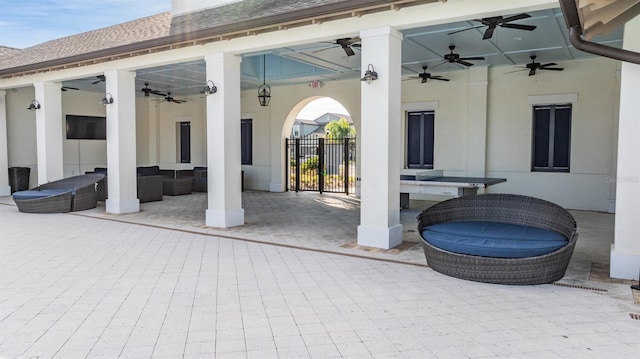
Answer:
360, 64, 379, 84
203, 80, 218, 96
27, 100, 41, 111
101, 93, 114, 106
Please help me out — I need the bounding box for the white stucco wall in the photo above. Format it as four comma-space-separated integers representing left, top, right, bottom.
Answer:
3, 54, 620, 212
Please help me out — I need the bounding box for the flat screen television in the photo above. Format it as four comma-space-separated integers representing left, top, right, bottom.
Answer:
66, 115, 106, 140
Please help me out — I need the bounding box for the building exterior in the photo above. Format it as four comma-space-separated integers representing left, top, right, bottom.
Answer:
0, 0, 638, 279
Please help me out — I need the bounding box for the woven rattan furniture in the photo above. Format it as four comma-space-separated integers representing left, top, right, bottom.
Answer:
193, 167, 207, 192
13, 173, 105, 213
417, 193, 578, 285
136, 175, 163, 203
162, 177, 192, 196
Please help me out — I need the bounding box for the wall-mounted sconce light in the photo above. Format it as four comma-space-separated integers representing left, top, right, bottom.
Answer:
27, 100, 41, 111
360, 64, 378, 84
101, 93, 114, 106
258, 54, 271, 106
203, 80, 218, 96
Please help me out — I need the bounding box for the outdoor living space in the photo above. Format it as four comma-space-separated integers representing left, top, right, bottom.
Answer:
1, 191, 639, 358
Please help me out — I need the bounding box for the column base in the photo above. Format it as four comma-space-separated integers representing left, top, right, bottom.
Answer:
0, 185, 10, 196
610, 244, 640, 280
269, 182, 283, 192
357, 224, 403, 249
206, 208, 245, 228
106, 198, 140, 214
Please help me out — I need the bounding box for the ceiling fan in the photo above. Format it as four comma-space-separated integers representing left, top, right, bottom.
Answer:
316, 37, 361, 56
435, 45, 485, 67
141, 82, 166, 97
507, 55, 564, 76
91, 75, 106, 85
448, 13, 537, 40
406, 66, 450, 83
158, 92, 186, 104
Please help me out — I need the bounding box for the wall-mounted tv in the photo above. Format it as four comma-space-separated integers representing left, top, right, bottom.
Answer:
66, 115, 106, 140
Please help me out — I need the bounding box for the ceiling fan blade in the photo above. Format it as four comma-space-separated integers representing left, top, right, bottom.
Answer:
61, 86, 79, 91
500, 23, 537, 31
501, 13, 531, 23
504, 68, 528, 74
351, 43, 361, 48
343, 46, 355, 57
447, 25, 484, 35
91, 80, 101, 85
540, 67, 564, 71
457, 59, 474, 67
460, 56, 485, 61
150, 90, 167, 96
483, 26, 496, 40
432, 77, 450, 82
539, 63, 558, 67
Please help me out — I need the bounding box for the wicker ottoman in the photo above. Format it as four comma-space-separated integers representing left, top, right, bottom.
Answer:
163, 177, 192, 196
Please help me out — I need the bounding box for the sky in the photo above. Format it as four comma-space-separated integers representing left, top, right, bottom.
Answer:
0, 0, 172, 49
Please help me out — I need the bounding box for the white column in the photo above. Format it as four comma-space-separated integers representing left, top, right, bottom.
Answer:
466, 66, 489, 177
0, 90, 10, 195
357, 26, 403, 249
611, 16, 640, 280
105, 70, 140, 214
148, 101, 159, 165
204, 52, 245, 228
34, 82, 64, 184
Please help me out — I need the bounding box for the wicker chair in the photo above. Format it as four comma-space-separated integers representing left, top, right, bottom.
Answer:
417, 193, 578, 285
13, 173, 105, 213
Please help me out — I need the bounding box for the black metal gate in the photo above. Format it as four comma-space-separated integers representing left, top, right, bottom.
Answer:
286, 137, 356, 194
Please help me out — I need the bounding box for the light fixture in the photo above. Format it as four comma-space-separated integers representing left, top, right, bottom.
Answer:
27, 100, 41, 111
360, 64, 378, 84
203, 80, 217, 96
101, 93, 114, 106
258, 54, 271, 106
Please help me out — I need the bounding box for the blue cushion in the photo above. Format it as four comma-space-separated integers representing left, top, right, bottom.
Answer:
421, 221, 568, 258
13, 188, 73, 200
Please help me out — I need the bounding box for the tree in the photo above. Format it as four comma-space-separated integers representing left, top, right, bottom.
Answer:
324, 118, 355, 142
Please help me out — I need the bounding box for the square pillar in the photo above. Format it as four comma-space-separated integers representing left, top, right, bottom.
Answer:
34, 82, 64, 184
357, 26, 403, 249
0, 90, 10, 195
204, 53, 245, 228
105, 70, 140, 214
466, 67, 489, 177
611, 16, 640, 280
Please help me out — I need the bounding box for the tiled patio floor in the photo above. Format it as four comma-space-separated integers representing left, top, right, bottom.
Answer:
1, 191, 639, 358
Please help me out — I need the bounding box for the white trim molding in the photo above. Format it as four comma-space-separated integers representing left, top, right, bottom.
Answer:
402, 101, 439, 112
528, 93, 578, 105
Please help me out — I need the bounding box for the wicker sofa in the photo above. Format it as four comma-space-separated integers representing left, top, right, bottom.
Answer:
12, 173, 105, 213
90, 166, 164, 203
417, 193, 578, 285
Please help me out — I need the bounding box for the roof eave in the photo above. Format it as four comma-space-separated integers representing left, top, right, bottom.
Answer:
0, 0, 442, 78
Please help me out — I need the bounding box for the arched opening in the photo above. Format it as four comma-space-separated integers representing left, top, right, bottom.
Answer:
285, 97, 356, 194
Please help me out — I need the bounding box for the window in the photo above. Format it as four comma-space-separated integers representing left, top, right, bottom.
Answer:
241, 119, 252, 165
178, 121, 191, 163
532, 104, 571, 172
406, 111, 434, 169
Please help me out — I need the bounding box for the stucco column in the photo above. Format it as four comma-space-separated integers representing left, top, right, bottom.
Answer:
204, 52, 245, 228
466, 66, 489, 177
0, 90, 9, 195
357, 26, 403, 249
105, 70, 140, 214
34, 81, 64, 184
611, 16, 640, 280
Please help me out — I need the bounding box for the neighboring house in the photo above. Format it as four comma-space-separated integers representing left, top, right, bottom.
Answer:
292, 113, 353, 139
0, 0, 638, 279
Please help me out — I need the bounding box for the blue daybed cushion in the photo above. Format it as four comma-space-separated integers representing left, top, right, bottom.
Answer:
12, 188, 74, 200
421, 221, 568, 258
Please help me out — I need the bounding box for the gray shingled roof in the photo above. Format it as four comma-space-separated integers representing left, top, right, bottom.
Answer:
0, 46, 20, 60
0, 0, 434, 76
0, 13, 172, 71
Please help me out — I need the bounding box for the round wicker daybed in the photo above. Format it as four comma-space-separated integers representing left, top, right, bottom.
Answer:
417, 193, 578, 285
